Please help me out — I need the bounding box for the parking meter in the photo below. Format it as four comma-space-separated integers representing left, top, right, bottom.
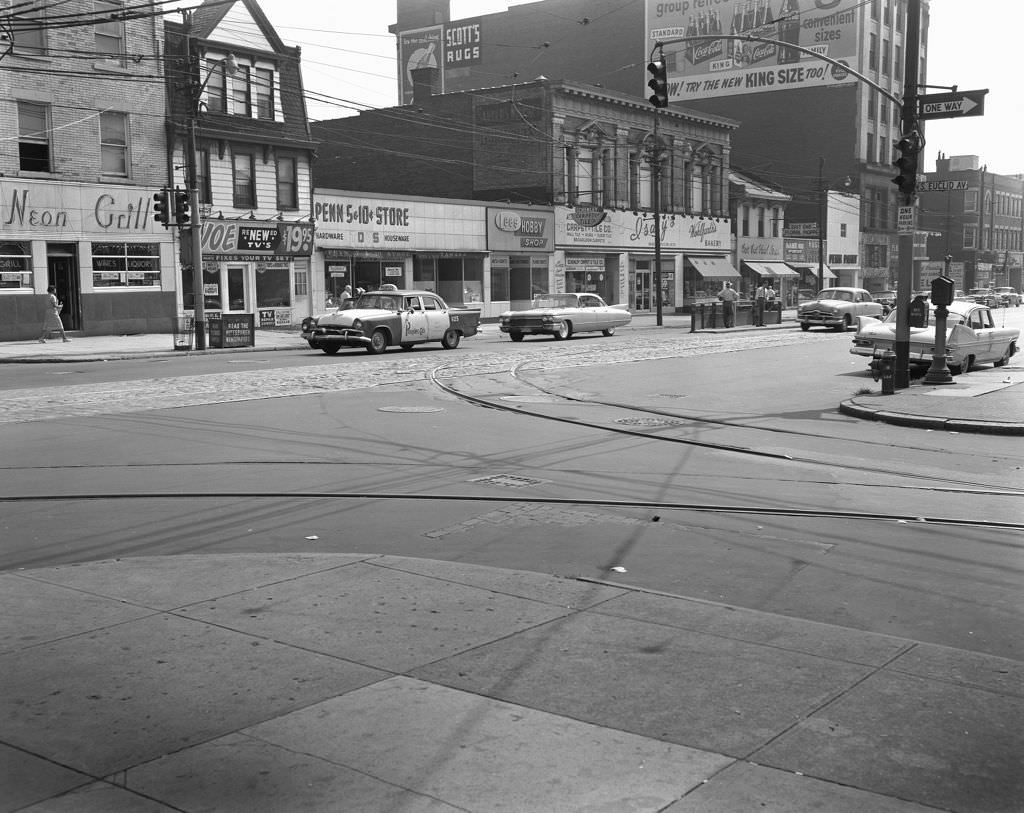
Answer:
908, 295, 929, 328
930, 276, 954, 307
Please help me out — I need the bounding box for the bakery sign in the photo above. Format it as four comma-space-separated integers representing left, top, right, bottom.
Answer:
201, 220, 314, 260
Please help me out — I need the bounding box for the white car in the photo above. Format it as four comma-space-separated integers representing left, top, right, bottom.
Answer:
499, 293, 631, 341
797, 287, 884, 332
850, 300, 1019, 374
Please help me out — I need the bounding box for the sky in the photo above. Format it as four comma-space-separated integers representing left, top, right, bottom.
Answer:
250, 0, 1023, 176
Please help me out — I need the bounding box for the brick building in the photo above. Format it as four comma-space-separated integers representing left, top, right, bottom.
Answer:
0, 0, 174, 340
390, 0, 931, 292
920, 154, 1024, 292
312, 77, 739, 315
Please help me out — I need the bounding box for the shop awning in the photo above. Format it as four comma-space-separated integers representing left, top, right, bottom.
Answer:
787, 263, 837, 280
744, 261, 799, 278
687, 256, 741, 280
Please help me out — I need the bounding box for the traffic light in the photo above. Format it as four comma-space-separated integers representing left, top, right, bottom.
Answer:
647, 59, 668, 108
173, 189, 191, 227
153, 189, 170, 227
891, 132, 920, 198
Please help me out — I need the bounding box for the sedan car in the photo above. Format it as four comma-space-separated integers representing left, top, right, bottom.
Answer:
993, 287, 1021, 307
873, 290, 898, 314
797, 287, 884, 331
968, 288, 999, 308
850, 300, 1019, 374
301, 290, 480, 354
499, 293, 631, 341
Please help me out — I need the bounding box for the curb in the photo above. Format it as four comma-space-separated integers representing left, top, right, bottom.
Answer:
839, 400, 1024, 435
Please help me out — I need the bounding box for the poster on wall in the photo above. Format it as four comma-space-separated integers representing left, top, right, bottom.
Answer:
645, 0, 860, 101
399, 26, 444, 104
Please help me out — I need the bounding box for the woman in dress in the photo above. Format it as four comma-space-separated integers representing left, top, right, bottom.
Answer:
39, 286, 70, 343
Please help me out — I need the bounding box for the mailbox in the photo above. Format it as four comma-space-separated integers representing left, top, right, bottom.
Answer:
930, 275, 954, 307
908, 295, 929, 328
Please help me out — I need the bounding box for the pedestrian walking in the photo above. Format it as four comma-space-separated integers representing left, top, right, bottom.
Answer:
754, 281, 768, 326
717, 281, 738, 328
38, 286, 70, 343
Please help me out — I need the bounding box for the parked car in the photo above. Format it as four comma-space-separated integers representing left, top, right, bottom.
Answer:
968, 288, 999, 308
993, 287, 1021, 307
301, 289, 480, 354
850, 300, 1019, 375
499, 293, 631, 341
797, 287, 884, 331
873, 290, 898, 314
954, 289, 969, 300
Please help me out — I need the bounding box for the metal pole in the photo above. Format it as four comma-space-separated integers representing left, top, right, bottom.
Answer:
894, 0, 922, 389
653, 109, 663, 327
817, 157, 825, 293
183, 13, 207, 350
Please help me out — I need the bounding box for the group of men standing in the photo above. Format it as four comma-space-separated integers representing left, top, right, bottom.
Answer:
717, 280, 776, 328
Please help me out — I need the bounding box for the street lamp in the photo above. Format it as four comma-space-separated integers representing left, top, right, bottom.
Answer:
182, 10, 237, 350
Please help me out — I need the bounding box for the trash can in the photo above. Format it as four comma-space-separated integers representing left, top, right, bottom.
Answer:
173, 316, 194, 351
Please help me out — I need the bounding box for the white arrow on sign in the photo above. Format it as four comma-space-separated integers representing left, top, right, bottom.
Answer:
921, 98, 978, 116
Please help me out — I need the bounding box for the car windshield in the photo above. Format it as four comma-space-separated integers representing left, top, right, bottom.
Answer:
818, 289, 853, 302
532, 295, 579, 308
353, 294, 402, 310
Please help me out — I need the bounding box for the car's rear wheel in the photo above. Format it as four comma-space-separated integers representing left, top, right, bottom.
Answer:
441, 328, 461, 349
800, 322, 810, 331
554, 320, 572, 340
367, 329, 389, 354
322, 345, 340, 355
602, 326, 616, 337
951, 354, 974, 375
994, 342, 1016, 367
400, 343, 415, 351
509, 331, 524, 342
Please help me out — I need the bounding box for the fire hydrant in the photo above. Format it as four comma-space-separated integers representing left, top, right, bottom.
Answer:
869, 349, 897, 395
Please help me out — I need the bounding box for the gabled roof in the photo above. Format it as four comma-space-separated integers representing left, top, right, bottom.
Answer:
189, 0, 287, 53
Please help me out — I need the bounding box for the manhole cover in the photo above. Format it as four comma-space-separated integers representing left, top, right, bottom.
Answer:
470, 474, 548, 488
378, 406, 444, 413
615, 416, 682, 427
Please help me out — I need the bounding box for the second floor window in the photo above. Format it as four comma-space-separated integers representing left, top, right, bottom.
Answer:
255, 69, 275, 119
100, 111, 128, 176
12, 11, 46, 54
276, 156, 297, 209
232, 66, 251, 116
628, 151, 651, 210
232, 152, 256, 208
18, 101, 50, 172
95, 0, 125, 61
196, 147, 212, 204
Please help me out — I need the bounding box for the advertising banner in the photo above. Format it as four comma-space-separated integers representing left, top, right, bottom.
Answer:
645, 0, 860, 101
487, 208, 554, 252
555, 207, 729, 252
399, 26, 443, 104
200, 220, 314, 261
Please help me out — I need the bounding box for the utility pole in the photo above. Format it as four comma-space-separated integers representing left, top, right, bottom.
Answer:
652, 111, 663, 326
183, 10, 207, 350
893, 0, 922, 389
817, 157, 825, 293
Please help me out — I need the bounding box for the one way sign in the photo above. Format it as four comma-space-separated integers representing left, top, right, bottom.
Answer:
918, 89, 988, 120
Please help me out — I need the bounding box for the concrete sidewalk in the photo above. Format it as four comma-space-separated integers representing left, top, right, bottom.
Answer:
3, 553, 1021, 812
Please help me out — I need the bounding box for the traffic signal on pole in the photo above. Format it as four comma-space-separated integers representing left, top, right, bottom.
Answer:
891, 132, 920, 198
174, 189, 191, 226
647, 59, 668, 108
153, 189, 170, 227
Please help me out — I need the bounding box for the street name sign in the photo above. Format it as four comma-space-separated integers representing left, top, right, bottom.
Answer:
918, 89, 987, 120
921, 180, 970, 192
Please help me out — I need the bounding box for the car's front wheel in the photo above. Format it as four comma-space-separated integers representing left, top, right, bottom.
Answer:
367, 328, 389, 354
441, 328, 461, 349
509, 331, 524, 342
602, 326, 616, 337
554, 320, 572, 340
951, 354, 974, 375
322, 345, 340, 355
800, 322, 810, 332
836, 315, 852, 332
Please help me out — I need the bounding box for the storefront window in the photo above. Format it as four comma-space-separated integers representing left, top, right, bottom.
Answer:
490, 256, 510, 301
413, 256, 436, 291
256, 262, 291, 307
91, 242, 160, 287
0, 242, 33, 289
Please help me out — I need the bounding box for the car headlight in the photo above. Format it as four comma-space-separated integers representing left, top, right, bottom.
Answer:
351, 319, 362, 331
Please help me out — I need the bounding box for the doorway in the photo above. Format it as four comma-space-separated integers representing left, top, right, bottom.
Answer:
47, 245, 80, 331
633, 266, 652, 312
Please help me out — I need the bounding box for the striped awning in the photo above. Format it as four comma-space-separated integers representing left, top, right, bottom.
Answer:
744, 261, 800, 278
787, 263, 837, 280
687, 256, 741, 280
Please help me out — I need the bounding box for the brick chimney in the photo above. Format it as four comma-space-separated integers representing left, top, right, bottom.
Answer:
411, 66, 440, 105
